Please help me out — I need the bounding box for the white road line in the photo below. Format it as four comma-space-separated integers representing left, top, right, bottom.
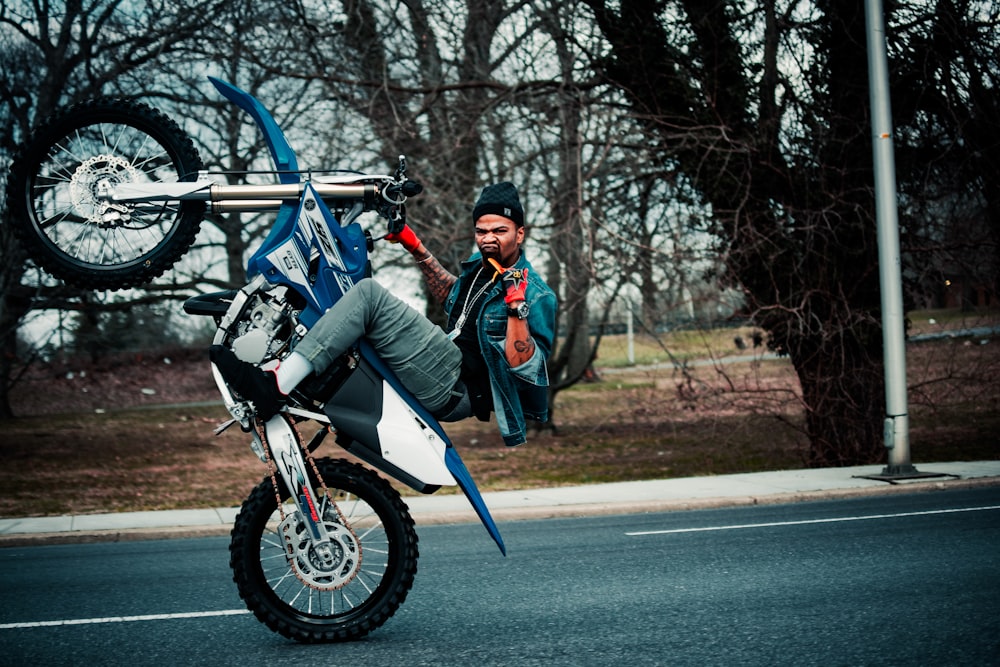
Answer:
626, 505, 1000, 536
0, 609, 250, 630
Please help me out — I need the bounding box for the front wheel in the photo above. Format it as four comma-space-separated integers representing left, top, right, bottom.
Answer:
229, 458, 419, 643
5, 98, 205, 290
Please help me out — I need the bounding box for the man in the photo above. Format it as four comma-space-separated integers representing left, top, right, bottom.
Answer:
212, 182, 557, 447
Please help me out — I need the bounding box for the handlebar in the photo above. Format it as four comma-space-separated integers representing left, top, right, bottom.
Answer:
378, 155, 423, 234
114, 154, 424, 235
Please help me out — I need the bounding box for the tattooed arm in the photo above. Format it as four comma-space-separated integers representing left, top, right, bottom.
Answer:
504, 314, 536, 367
410, 244, 457, 305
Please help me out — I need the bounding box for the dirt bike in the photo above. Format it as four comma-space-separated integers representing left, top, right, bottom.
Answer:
5, 77, 506, 642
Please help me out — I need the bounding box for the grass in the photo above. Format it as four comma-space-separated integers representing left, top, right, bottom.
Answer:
591, 324, 766, 368
1, 310, 997, 518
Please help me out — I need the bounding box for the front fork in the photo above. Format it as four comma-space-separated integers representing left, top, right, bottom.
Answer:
255, 416, 338, 567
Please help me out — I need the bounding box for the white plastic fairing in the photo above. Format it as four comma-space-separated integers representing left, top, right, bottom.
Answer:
376, 382, 456, 486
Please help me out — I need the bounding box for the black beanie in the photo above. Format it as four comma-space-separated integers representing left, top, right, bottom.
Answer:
472, 182, 524, 227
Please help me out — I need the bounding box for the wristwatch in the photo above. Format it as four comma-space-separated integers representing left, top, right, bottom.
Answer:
507, 301, 530, 320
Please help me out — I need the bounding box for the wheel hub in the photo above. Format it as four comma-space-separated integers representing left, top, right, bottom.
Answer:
279, 511, 361, 591
70, 154, 138, 227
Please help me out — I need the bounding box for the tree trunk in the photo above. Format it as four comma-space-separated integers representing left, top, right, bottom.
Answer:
0, 225, 29, 419
786, 315, 887, 466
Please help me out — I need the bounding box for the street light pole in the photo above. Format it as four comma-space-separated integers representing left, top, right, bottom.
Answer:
864, 0, 917, 475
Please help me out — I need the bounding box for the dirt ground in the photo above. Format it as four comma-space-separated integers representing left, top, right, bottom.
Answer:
2, 340, 998, 518
9, 348, 221, 416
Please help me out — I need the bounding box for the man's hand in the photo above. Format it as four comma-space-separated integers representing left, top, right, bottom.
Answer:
385, 224, 421, 252
485, 258, 529, 304
484, 259, 535, 365
502, 267, 529, 305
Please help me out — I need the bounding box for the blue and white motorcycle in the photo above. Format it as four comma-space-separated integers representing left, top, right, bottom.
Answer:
6, 78, 505, 642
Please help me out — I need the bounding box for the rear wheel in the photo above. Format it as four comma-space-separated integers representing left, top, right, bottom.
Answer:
5, 98, 204, 290
229, 457, 419, 643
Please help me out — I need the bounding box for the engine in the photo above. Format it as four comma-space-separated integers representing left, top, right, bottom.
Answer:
228, 286, 302, 366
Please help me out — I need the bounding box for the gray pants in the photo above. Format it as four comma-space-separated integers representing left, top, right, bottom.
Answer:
293, 278, 465, 415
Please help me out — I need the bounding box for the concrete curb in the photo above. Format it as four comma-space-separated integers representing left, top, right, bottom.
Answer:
2, 461, 998, 547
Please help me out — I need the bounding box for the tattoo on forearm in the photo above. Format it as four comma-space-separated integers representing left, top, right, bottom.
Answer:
513, 338, 535, 355
417, 255, 457, 304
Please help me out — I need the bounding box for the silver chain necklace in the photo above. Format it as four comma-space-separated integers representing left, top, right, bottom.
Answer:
447, 265, 493, 340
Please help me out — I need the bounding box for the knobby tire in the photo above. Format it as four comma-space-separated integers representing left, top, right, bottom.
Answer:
5, 98, 205, 290
229, 458, 419, 643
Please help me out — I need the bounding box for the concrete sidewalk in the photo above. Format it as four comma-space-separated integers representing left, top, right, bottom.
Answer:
2, 460, 998, 546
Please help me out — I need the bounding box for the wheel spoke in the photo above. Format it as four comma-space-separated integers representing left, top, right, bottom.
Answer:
7, 98, 204, 289
229, 458, 418, 642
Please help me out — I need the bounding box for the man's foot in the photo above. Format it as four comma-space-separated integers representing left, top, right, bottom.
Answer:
209, 345, 283, 421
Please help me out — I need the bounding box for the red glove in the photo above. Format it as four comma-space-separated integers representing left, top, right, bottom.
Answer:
385, 224, 421, 252
502, 267, 529, 304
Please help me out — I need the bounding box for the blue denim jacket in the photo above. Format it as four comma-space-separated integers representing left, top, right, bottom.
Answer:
445, 252, 558, 446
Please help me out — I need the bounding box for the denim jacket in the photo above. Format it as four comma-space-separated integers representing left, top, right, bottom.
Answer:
444, 252, 558, 446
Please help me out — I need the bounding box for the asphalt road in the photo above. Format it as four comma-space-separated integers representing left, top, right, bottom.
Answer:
1, 487, 998, 666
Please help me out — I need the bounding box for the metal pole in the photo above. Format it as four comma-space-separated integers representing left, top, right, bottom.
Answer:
865, 0, 916, 475
626, 301, 635, 366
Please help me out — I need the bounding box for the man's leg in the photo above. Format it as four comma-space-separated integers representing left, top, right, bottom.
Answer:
294, 278, 462, 412
214, 278, 462, 416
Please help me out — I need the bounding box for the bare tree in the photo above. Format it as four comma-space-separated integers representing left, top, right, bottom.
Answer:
291, 0, 654, 411
890, 0, 1000, 308
260, 0, 515, 293
0, 0, 226, 417
580, 0, 1000, 465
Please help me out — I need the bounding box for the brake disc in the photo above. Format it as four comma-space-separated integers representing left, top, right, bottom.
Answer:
278, 510, 361, 591
70, 155, 139, 227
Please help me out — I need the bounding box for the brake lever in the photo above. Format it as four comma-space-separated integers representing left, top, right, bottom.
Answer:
386, 203, 406, 234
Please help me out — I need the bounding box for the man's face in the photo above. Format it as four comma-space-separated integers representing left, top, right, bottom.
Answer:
475, 214, 525, 267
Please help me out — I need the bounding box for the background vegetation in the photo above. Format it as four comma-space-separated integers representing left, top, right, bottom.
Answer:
1, 1, 998, 470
